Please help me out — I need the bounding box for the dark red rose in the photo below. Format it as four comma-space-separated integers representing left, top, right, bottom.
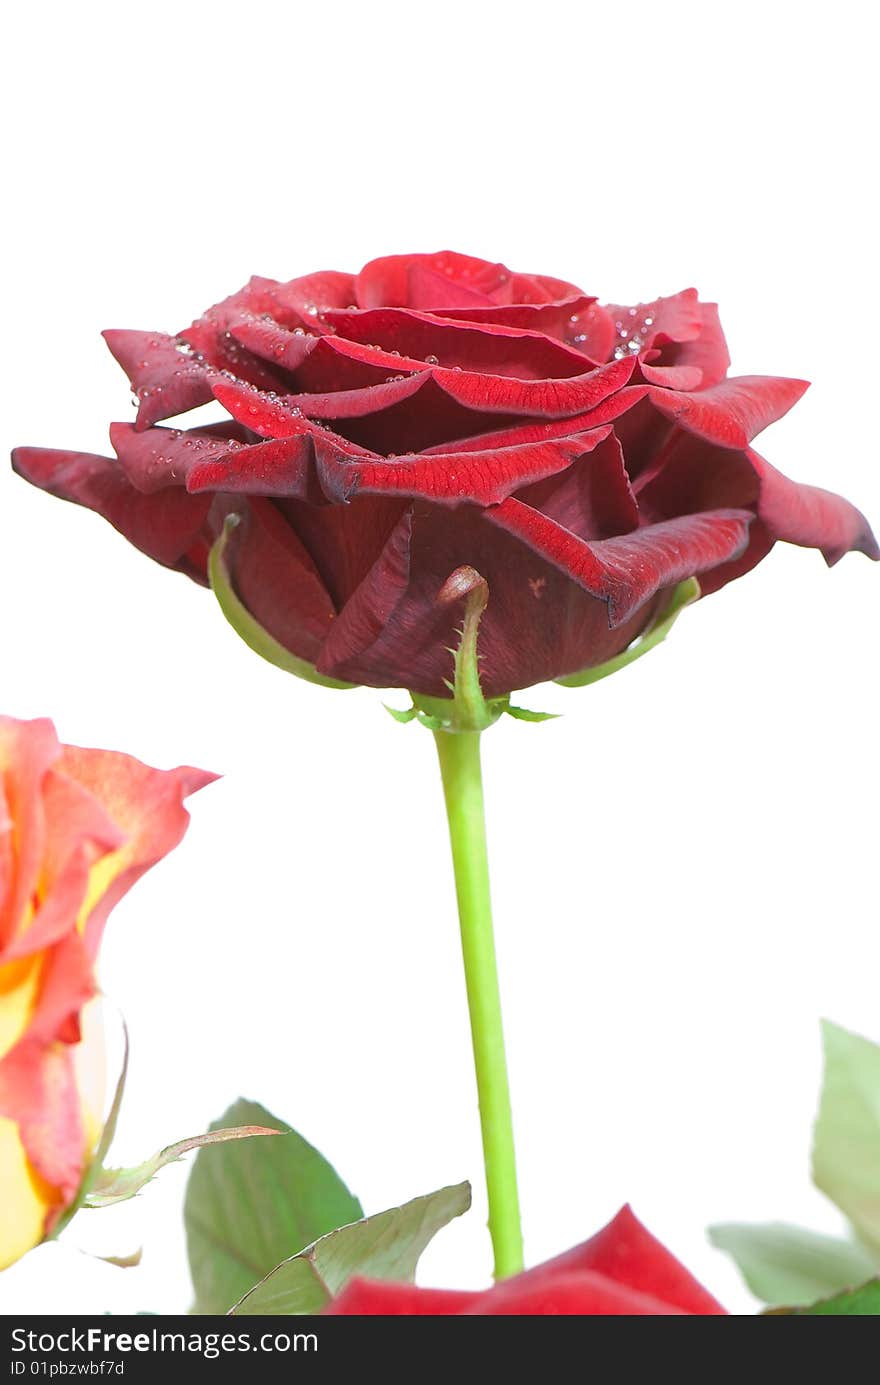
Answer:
13, 250, 876, 698
324, 1205, 726, 1315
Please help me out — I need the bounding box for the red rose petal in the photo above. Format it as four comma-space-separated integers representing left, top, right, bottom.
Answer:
322, 306, 595, 379
507, 270, 585, 304
665, 301, 730, 388
11, 447, 210, 572
487, 499, 753, 625
606, 288, 703, 350
356, 251, 512, 310
640, 362, 704, 391
422, 385, 647, 456
406, 262, 497, 310
226, 317, 320, 373
186, 435, 318, 499
283, 371, 432, 420
220, 498, 337, 662
102, 330, 215, 431
209, 378, 372, 454
466, 1269, 686, 1315
534, 1205, 727, 1315
746, 447, 880, 563
315, 509, 414, 673
316, 504, 664, 696
436, 295, 616, 363
317, 430, 611, 506
324, 1280, 478, 1315
516, 433, 639, 539
265, 270, 357, 328
110, 422, 247, 493
646, 374, 810, 448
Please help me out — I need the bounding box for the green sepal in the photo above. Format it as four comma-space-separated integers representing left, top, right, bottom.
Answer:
208, 515, 356, 690
556, 576, 701, 689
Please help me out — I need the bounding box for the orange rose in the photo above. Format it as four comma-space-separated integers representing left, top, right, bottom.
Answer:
0, 716, 213, 1269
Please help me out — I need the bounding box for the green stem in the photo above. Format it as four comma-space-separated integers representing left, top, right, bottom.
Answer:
433, 728, 524, 1280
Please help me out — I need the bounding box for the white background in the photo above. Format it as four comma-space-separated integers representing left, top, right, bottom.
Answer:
1, 0, 877, 1316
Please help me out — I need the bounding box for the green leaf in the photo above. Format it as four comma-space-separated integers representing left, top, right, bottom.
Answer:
208, 515, 355, 690
708, 1221, 878, 1306
813, 1020, 880, 1246
185, 1100, 363, 1315
85, 1125, 281, 1209
556, 576, 700, 688
768, 1279, 880, 1315
230, 1180, 472, 1316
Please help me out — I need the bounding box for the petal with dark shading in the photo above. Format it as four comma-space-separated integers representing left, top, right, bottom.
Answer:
421, 386, 648, 456
283, 371, 432, 420
437, 294, 592, 330
315, 509, 413, 673
646, 375, 809, 448
487, 499, 753, 625
515, 434, 639, 539
11, 448, 210, 571
280, 494, 408, 610
226, 317, 320, 373
323, 306, 594, 379
634, 430, 760, 515
432, 355, 636, 419
746, 448, 879, 563
110, 422, 247, 493
209, 378, 372, 453
317, 431, 611, 506
438, 296, 616, 363
317, 504, 666, 697
219, 499, 337, 662
179, 278, 299, 392
102, 330, 215, 431
187, 436, 318, 499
